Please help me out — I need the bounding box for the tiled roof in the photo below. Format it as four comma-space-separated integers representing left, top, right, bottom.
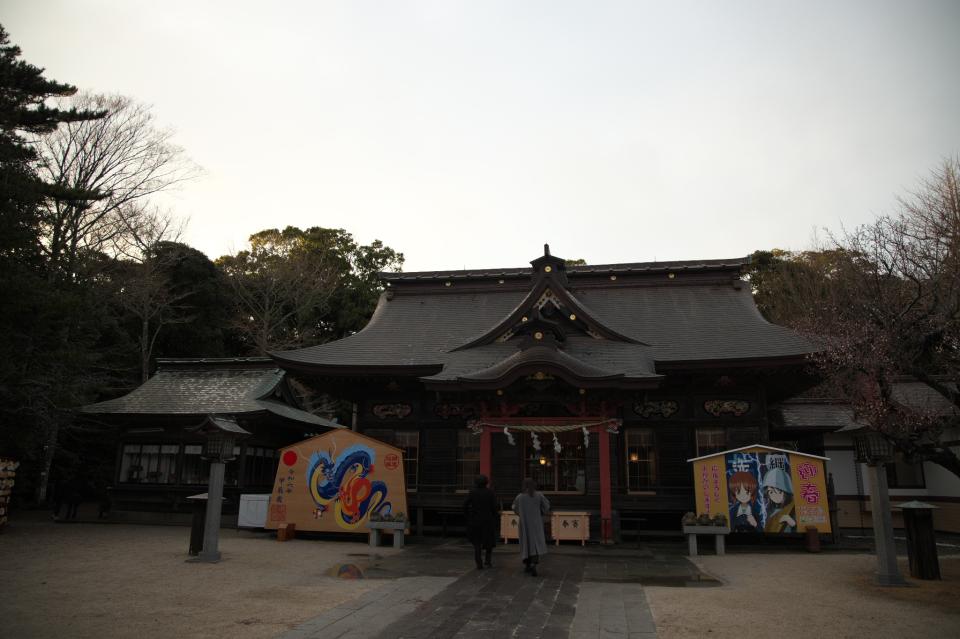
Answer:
381, 257, 750, 282
272, 251, 814, 387
773, 401, 858, 430
892, 381, 958, 416
273, 281, 815, 371
774, 380, 958, 431
80, 359, 339, 427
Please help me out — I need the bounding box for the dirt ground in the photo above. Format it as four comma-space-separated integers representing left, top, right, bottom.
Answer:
0, 519, 390, 639
646, 553, 960, 639
5, 518, 960, 639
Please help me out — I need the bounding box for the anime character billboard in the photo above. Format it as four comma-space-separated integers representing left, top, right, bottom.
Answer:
266, 431, 407, 533
689, 445, 830, 534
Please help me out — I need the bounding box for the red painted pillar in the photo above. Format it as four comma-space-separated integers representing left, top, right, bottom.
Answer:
480, 427, 492, 484
598, 426, 613, 544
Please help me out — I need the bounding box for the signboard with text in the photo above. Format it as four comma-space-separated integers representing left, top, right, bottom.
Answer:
689, 445, 830, 534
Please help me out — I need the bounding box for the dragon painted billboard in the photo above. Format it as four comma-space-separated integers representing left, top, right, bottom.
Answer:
688, 445, 831, 534
266, 431, 407, 533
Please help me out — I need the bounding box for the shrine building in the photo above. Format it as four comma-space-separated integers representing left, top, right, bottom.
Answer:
272, 246, 821, 542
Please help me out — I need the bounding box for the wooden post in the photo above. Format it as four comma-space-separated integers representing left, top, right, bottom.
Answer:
598, 427, 613, 544
480, 427, 492, 483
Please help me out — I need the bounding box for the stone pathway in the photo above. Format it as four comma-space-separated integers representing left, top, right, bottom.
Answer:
571, 582, 656, 639
281, 540, 694, 638
279, 576, 456, 639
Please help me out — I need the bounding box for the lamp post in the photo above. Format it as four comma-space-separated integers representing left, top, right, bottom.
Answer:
187, 415, 250, 563
851, 429, 906, 586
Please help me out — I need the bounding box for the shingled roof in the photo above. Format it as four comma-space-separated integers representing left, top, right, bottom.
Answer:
80, 358, 340, 428
272, 248, 817, 387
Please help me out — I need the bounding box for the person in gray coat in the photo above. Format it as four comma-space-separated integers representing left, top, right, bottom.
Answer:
512, 477, 550, 576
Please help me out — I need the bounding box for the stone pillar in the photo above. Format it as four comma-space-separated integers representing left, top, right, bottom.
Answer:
866, 463, 905, 585
198, 461, 225, 562
598, 427, 613, 544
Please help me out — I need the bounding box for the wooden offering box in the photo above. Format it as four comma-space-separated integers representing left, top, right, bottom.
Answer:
500, 511, 520, 543
551, 511, 589, 545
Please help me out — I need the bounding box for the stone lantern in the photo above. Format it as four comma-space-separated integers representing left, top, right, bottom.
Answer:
845, 426, 906, 586
186, 415, 250, 563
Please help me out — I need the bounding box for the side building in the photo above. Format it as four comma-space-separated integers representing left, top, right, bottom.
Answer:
272, 247, 820, 541
79, 357, 340, 519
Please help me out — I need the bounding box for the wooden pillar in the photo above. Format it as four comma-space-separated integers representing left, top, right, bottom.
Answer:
598, 426, 613, 544
480, 427, 492, 483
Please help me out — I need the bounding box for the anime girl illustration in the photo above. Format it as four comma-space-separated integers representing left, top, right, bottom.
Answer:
728, 471, 762, 532
762, 467, 797, 533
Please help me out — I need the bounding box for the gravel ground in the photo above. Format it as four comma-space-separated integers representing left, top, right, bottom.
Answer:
646, 553, 960, 639
0, 519, 391, 639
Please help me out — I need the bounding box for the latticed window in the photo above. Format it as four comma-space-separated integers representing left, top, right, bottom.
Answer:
365, 429, 420, 491
242, 447, 278, 487
626, 429, 657, 491
393, 431, 419, 491
456, 429, 480, 491
119, 444, 178, 484
181, 445, 209, 485
695, 427, 726, 457
523, 430, 586, 493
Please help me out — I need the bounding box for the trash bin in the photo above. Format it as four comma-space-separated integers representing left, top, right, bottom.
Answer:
898, 500, 940, 580
187, 493, 208, 556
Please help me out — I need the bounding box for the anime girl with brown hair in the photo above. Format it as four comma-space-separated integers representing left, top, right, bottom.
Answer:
728, 471, 762, 532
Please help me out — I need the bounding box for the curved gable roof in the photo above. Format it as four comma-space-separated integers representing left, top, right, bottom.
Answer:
272, 250, 816, 380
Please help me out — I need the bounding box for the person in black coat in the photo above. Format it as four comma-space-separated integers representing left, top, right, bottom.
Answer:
464, 474, 498, 569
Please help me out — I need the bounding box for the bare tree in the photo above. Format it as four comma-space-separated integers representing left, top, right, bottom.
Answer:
118, 248, 196, 383
34, 93, 199, 277
757, 158, 960, 478
218, 229, 339, 354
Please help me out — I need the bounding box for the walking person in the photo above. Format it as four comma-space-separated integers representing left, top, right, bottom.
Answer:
464, 474, 498, 569
512, 477, 550, 576
64, 473, 84, 521
51, 475, 67, 521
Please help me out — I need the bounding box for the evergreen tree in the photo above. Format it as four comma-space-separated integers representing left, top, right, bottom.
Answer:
0, 25, 104, 267
0, 24, 110, 500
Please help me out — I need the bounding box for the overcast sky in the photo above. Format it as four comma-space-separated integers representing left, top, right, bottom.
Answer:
6, 1, 960, 271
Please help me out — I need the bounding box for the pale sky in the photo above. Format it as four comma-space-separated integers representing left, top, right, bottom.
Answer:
6, 1, 960, 271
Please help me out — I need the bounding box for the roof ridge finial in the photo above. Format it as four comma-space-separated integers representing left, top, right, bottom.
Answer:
544, 243, 551, 257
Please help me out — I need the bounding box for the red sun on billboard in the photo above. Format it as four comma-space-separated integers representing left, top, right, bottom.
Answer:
282, 450, 298, 466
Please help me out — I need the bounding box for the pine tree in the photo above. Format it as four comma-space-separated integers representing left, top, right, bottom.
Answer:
0, 24, 104, 266
0, 24, 108, 501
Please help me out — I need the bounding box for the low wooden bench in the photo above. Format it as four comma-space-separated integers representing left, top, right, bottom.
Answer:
683, 525, 730, 556
368, 521, 407, 548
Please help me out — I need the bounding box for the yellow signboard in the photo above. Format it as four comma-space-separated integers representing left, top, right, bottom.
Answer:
266, 431, 408, 533
689, 446, 830, 534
